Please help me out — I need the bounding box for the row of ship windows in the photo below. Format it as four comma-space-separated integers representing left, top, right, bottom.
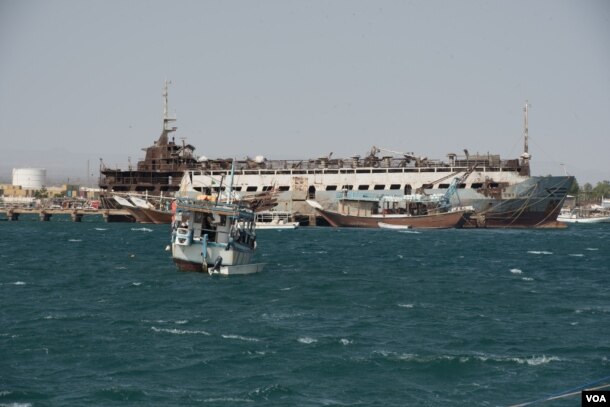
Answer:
196, 182, 497, 193
193, 167, 516, 176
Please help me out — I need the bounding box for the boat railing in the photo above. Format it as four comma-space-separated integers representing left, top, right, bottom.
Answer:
189, 163, 524, 178
103, 152, 523, 175
341, 191, 443, 202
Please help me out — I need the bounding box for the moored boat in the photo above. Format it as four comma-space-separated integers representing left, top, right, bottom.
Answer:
112, 195, 154, 223
307, 192, 472, 229
139, 206, 173, 224
558, 207, 610, 224
452, 175, 574, 228
253, 210, 300, 229
129, 195, 173, 224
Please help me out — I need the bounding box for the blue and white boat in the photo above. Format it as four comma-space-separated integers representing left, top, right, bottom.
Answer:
171, 198, 264, 275
171, 161, 264, 275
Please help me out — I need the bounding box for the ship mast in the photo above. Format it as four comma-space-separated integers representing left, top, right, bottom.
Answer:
518, 100, 532, 176
520, 100, 531, 162
157, 79, 177, 145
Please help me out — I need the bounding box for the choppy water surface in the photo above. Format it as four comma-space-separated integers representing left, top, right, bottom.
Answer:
1, 217, 609, 406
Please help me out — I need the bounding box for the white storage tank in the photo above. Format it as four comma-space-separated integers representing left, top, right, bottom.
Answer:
12, 168, 47, 189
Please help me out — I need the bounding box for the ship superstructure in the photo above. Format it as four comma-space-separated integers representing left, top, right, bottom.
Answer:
99, 80, 198, 195
180, 148, 531, 224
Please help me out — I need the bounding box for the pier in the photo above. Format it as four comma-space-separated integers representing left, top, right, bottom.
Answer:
0, 207, 133, 222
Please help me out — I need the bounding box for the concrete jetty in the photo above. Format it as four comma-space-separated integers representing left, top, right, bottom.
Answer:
0, 207, 134, 222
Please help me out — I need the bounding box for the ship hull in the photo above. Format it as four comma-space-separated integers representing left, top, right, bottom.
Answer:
172, 242, 255, 270
124, 207, 155, 223
452, 176, 574, 228
181, 167, 530, 222
140, 207, 173, 224
314, 208, 470, 229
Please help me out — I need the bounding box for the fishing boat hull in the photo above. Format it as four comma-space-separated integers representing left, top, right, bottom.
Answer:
313, 207, 471, 229
255, 222, 300, 230
173, 257, 265, 275
172, 240, 256, 271
558, 215, 610, 224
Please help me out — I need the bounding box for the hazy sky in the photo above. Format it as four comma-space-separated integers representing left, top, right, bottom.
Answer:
1, 0, 609, 184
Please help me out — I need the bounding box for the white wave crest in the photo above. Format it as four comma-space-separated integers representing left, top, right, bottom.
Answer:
527, 251, 553, 255
151, 327, 210, 336
261, 312, 304, 321
94, 228, 107, 231
68, 239, 82, 242
374, 351, 560, 366
522, 277, 534, 281
12, 281, 26, 285
298, 337, 317, 344
339, 338, 352, 346
568, 254, 584, 257
510, 268, 522, 274
131, 227, 153, 232
398, 303, 414, 308
221, 334, 260, 342
513, 355, 561, 366
203, 398, 253, 403
586, 248, 599, 251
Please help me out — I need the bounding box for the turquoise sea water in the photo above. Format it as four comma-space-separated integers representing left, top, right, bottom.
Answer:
1, 216, 609, 406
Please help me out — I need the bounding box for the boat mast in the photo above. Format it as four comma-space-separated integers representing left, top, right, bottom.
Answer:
521, 101, 531, 161
227, 159, 235, 204
156, 80, 177, 146
520, 100, 531, 175
163, 79, 177, 133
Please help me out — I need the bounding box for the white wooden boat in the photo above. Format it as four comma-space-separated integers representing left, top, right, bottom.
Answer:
558, 208, 610, 224
171, 161, 264, 275
254, 211, 299, 229
171, 198, 265, 275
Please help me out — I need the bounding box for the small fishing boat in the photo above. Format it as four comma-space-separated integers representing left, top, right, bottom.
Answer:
171, 198, 264, 275
253, 210, 300, 229
558, 207, 610, 224
171, 160, 264, 275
